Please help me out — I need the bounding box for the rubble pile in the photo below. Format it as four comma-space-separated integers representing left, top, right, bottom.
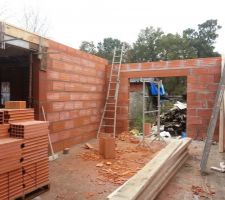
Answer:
160, 102, 186, 136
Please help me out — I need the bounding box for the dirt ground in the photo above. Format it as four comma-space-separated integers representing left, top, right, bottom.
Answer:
40, 133, 164, 200
157, 140, 225, 200
39, 138, 225, 200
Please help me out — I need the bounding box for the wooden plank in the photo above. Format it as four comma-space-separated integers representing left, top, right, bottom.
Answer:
219, 55, 225, 153
107, 139, 183, 200
108, 138, 192, 200
138, 152, 188, 200
4, 22, 48, 46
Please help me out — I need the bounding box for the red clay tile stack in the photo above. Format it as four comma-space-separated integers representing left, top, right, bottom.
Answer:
0, 108, 50, 198
5, 101, 26, 109
0, 110, 4, 124
0, 124, 9, 138
0, 138, 23, 200
3, 109, 34, 123
10, 120, 50, 194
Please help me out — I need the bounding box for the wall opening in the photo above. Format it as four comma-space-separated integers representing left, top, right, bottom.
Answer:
0, 44, 35, 108
129, 76, 187, 137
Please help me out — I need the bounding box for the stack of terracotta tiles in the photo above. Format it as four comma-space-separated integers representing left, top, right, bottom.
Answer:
0, 110, 4, 124
0, 138, 23, 200
0, 124, 9, 138
10, 120, 50, 194
3, 109, 34, 123
0, 108, 50, 199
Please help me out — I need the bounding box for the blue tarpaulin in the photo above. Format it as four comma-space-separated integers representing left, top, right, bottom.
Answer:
148, 82, 165, 96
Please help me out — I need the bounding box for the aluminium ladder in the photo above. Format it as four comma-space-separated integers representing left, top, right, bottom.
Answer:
200, 63, 225, 173
97, 45, 125, 138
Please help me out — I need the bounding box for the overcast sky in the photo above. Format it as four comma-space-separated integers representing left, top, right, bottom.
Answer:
0, 0, 225, 53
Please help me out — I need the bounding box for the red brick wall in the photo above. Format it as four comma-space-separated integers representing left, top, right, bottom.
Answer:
46, 40, 108, 151
129, 83, 142, 92
113, 57, 221, 140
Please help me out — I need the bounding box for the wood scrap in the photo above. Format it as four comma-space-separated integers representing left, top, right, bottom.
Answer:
96, 163, 104, 167
84, 143, 94, 149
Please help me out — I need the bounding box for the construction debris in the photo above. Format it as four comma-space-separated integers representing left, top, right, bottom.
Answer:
211, 162, 225, 173
107, 138, 192, 200
191, 185, 215, 198
78, 132, 163, 186
96, 163, 104, 167
63, 148, 70, 154
160, 102, 186, 136
84, 143, 94, 149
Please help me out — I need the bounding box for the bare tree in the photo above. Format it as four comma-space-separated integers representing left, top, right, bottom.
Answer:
20, 7, 50, 36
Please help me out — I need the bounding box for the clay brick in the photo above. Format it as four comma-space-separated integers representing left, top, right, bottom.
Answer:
191, 68, 210, 75
198, 75, 214, 83
187, 92, 198, 102
52, 81, 65, 91
207, 84, 218, 92
197, 109, 212, 118
64, 102, 74, 110
47, 92, 59, 101
187, 109, 197, 116
47, 70, 60, 80
60, 111, 70, 120
188, 76, 199, 83
50, 121, 65, 132
69, 110, 79, 118
188, 83, 207, 91
47, 112, 60, 122
188, 116, 202, 125
74, 101, 83, 109
52, 102, 65, 111
64, 120, 74, 129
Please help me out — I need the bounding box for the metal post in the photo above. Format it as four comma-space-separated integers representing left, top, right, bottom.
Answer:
28, 53, 33, 108
143, 79, 145, 136
157, 80, 161, 136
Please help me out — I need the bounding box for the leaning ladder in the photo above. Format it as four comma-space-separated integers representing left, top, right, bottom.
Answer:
200, 63, 225, 173
97, 45, 125, 138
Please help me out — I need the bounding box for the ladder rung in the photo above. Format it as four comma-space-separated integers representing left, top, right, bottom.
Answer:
110, 82, 118, 84
108, 96, 115, 98
113, 62, 121, 64
144, 110, 159, 113
98, 132, 113, 134
104, 117, 114, 119
106, 103, 115, 104
101, 125, 114, 127
111, 75, 118, 76
105, 110, 115, 112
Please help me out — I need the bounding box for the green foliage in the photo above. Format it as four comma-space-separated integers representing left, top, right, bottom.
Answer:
79, 19, 221, 63
96, 38, 131, 63
162, 77, 187, 95
129, 27, 164, 62
131, 113, 156, 132
159, 33, 197, 60
183, 19, 221, 58
79, 41, 97, 55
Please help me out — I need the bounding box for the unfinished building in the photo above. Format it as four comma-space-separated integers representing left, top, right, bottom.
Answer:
0, 21, 224, 199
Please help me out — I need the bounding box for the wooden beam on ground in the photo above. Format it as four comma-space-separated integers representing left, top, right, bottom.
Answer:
107, 138, 192, 200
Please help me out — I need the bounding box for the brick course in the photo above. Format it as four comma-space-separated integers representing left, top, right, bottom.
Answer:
46, 40, 107, 150
44, 39, 220, 150
114, 57, 221, 139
